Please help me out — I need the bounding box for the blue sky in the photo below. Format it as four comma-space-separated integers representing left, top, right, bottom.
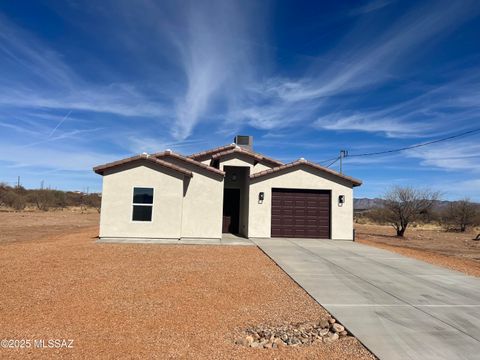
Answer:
1, 0, 479, 199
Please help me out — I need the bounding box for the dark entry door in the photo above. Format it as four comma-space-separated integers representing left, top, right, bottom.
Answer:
223, 189, 240, 233
271, 189, 331, 238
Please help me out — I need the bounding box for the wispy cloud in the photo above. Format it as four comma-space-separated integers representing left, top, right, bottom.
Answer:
406, 140, 480, 172
269, 1, 479, 103
171, 1, 260, 139
314, 113, 431, 138
228, 1, 480, 136
0, 14, 167, 119
350, 0, 395, 16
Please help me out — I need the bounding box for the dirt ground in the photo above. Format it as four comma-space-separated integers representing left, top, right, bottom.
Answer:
356, 223, 480, 277
0, 208, 99, 244
0, 211, 373, 360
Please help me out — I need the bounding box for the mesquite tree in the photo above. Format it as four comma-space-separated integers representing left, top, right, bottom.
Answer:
444, 198, 478, 232
382, 187, 440, 237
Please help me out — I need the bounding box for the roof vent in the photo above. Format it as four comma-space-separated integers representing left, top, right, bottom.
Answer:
234, 135, 253, 151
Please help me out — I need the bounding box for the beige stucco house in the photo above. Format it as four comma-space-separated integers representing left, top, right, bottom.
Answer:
94, 136, 361, 241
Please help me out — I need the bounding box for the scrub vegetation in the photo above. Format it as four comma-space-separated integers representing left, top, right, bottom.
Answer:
0, 183, 100, 212
357, 186, 480, 237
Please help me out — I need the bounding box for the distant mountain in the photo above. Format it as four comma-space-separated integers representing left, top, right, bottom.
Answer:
354, 198, 384, 210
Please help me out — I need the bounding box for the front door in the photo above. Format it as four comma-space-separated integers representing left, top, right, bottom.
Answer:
222, 188, 240, 233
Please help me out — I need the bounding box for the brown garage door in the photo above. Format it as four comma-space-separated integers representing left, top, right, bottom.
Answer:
271, 189, 331, 238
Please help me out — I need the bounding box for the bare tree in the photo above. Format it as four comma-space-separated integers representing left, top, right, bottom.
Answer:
382, 186, 440, 237
444, 198, 478, 232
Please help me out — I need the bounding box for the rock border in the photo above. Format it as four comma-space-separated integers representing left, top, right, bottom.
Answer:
235, 316, 348, 349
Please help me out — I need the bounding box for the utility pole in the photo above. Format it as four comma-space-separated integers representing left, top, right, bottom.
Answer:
40, 180, 44, 190
17, 176, 20, 188
339, 150, 348, 174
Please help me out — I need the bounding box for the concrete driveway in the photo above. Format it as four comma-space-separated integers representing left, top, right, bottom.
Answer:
254, 238, 480, 360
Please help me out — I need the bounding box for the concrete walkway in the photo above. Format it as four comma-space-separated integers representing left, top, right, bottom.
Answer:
254, 238, 480, 360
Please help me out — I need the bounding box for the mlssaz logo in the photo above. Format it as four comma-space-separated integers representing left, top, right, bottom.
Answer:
34, 339, 74, 349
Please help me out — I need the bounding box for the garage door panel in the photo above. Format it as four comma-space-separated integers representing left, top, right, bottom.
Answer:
271, 189, 331, 239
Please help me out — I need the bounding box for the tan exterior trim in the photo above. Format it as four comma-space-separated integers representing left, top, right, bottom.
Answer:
250, 159, 362, 187
94, 153, 193, 177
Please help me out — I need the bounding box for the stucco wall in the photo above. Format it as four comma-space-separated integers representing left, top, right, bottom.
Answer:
248, 166, 354, 240
99, 162, 184, 239
162, 157, 224, 239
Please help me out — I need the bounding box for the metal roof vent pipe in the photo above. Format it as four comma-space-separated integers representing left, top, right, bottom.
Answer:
234, 135, 253, 151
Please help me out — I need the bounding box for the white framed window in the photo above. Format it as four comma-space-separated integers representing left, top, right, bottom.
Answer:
132, 187, 154, 222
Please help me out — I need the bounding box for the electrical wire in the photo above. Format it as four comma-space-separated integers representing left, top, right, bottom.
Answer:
325, 157, 341, 168
318, 156, 341, 165
347, 127, 480, 157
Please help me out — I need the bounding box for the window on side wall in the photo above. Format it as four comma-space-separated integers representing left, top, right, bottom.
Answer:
132, 187, 154, 221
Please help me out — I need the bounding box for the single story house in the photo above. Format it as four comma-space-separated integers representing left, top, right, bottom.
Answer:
93, 136, 361, 241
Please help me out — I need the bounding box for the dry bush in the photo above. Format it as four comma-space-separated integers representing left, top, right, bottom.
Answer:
0, 183, 101, 211
441, 199, 479, 232
28, 190, 67, 211
382, 186, 440, 237
82, 194, 101, 213
364, 208, 389, 225
0, 190, 26, 211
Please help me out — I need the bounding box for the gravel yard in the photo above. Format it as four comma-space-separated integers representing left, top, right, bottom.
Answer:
0, 211, 374, 359
356, 223, 480, 277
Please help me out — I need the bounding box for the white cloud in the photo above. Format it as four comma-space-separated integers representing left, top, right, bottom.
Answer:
350, 0, 395, 16
405, 141, 480, 172
0, 141, 120, 172
0, 15, 167, 119
270, 1, 480, 103
171, 1, 260, 139
314, 113, 431, 138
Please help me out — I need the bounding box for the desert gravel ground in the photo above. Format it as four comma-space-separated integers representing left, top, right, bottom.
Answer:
0, 209, 99, 244
0, 212, 374, 359
356, 223, 480, 277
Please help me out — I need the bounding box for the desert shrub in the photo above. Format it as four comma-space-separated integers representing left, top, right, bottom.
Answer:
28, 190, 67, 211
441, 199, 479, 232
0, 183, 100, 211
1, 191, 26, 210
83, 194, 101, 213
364, 208, 388, 225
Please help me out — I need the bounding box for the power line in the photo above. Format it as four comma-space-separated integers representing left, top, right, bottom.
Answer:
318, 156, 341, 165
347, 127, 480, 158
325, 157, 341, 168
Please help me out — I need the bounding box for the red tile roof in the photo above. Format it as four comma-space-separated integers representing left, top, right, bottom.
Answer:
93, 153, 193, 177
188, 144, 237, 161
210, 146, 284, 167
250, 159, 362, 186
153, 150, 225, 176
